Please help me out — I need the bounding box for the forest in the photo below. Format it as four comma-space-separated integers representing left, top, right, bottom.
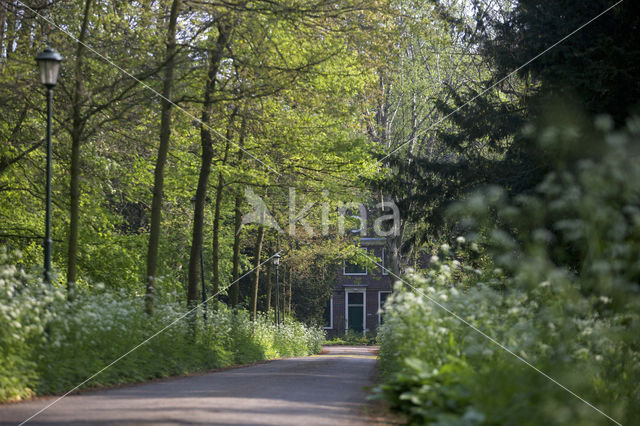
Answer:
1, 0, 639, 424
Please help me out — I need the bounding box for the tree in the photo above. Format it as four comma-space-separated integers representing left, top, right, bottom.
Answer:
365, 0, 485, 265
187, 22, 230, 309
66, 0, 94, 297
145, 0, 182, 314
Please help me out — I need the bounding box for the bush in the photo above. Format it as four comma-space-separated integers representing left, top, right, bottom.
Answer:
325, 330, 377, 346
0, 254, 323, 402
376, 117, 640, 425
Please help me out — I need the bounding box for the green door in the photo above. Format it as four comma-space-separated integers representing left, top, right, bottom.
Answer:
347, 291, 364, 333
348, 306, 364, 333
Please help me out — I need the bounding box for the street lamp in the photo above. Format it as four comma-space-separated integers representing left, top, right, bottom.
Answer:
36, 47, 63, 283
273, 253, 281, 329
191, 196, 207, 321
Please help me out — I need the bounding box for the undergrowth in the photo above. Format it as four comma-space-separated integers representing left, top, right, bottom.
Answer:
0, 255, 323, 402
376, 117, 640, 425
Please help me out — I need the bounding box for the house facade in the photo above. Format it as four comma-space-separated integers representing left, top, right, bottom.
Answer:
324, 237, 394, 337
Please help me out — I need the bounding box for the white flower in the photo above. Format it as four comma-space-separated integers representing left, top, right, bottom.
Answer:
456, 236, 465, 244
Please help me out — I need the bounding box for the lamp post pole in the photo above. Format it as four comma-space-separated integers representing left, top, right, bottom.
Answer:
273, 253, 281, 329
44, 87, 53, 282
36, 47, 63, 283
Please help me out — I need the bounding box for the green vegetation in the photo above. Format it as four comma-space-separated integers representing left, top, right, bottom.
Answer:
0, 250, 322, 402
0, 0, 386, 321
324, 331, 378, 346
376, 119, 640, 425
370, 2, 640, 424
2, 0, 640, 422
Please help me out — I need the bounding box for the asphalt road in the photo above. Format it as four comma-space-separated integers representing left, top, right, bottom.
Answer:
0, 346, 379, 426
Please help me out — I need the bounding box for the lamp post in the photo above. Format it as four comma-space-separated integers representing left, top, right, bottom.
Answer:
273, 253, 281, 329
36, 47, 63, 283
190, 196, 207, 321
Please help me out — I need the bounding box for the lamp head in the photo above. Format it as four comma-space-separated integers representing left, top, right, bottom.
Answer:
273, 253, 281, 266
36, 47, 63, 87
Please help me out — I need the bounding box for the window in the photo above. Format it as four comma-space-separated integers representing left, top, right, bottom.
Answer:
323, 297, 333, 329
381, 247, 389, 275
344, 249, 367, 275
378, 291, 391, 325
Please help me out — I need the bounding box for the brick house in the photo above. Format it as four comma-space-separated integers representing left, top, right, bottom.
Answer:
324, 237, 394, 337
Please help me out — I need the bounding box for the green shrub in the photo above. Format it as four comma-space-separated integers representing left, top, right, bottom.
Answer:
325, 330, 377, 346
0, 254, 323, 402
376, 117, 640, 425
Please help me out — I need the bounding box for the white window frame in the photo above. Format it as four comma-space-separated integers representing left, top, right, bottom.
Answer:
323, 297, 333, 330
343, 248, 368, 276
378, 291, 392, 325
381, 247, 389, 275
345, 289, 366, 335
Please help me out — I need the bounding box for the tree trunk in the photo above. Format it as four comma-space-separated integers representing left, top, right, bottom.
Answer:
230, 191, 242, 307
249, 225, 265, 321
145, 0, 181, 314
230, 114, 247, 307
0, 1, 6, 57
210, 171, 224, 297
66, 0, 93, 298
211, 110, 236, 297
187, 25, 229, 308
280, 265, 289, 324
265, 253, 273, 312
388, 232, 401, 277
4, 1, 15, 58
287, 267, 292, 317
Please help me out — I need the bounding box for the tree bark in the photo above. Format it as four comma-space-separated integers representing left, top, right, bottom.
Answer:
230, 113, 247, 307
249, 225, 265, 321
265, 253, 273, 312
287, 267, 292, 318
0, 1, 6, 57
145, 0, 181, 314
66, 0, 93, 298
4, 1, 15, 58
230, 190, 242, 307
187, 25, 229, 308
211, 109, 236, 297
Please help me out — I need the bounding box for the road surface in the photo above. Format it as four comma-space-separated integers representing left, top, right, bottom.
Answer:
0, 346, 379, 425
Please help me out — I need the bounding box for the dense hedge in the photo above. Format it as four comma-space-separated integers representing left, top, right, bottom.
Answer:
376, 118, 640, 425
0, 255, 323, 402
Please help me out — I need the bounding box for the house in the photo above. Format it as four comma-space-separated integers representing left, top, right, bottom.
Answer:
323, 237, 394, 337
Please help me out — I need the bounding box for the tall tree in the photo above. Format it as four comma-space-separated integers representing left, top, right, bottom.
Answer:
249, 224, 265, 321
187, 23, 230, 308
366, 0, 482, 263
229, 114, 247, 307
66, 0, 94, 297
145, 0, 181, 314
210, 107, 237, 298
